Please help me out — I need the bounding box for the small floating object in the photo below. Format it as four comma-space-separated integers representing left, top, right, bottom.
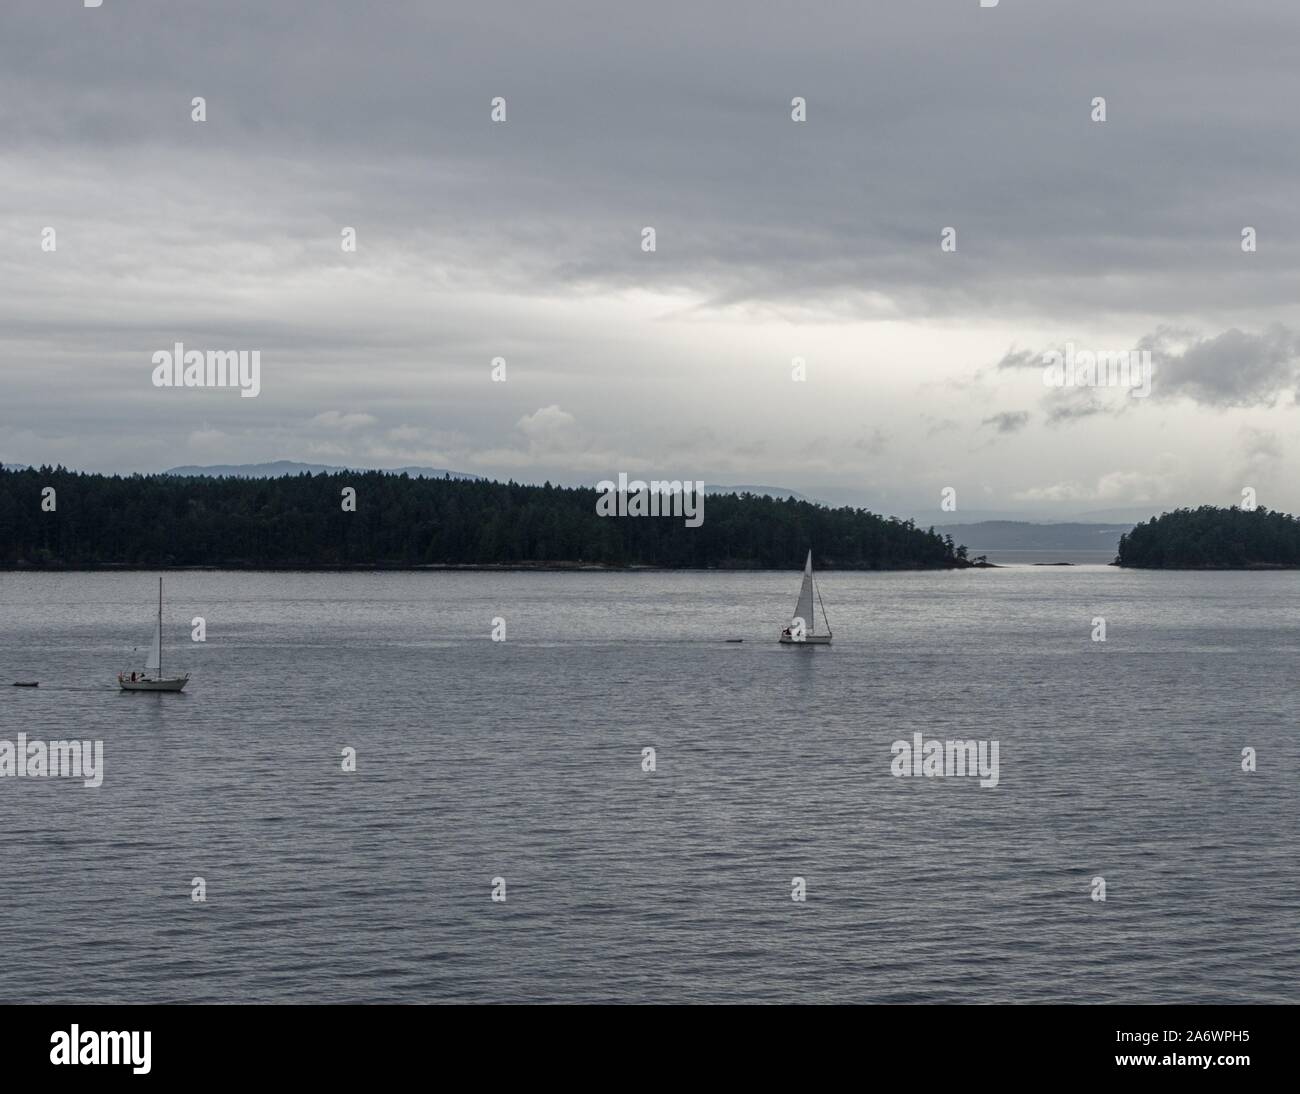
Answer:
725, 638, 744, 643
12, 681, 39, 688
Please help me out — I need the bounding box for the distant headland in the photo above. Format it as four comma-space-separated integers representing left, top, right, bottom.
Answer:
0, 464, 978, 571
1115, 505, 1300, 569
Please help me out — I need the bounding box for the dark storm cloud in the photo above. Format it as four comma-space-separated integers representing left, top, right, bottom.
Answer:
1045, 390, 1107, 425
996, 348, 1040, 371
982, 410, 1030, 434
999, 325, 1300, 412
1140, 325, 1300, 408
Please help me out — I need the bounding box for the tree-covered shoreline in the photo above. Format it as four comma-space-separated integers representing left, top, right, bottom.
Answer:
0, 465, 974, 571
1115, 505, 1300, 569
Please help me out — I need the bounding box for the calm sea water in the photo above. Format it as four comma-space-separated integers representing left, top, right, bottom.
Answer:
0, 567, 1296, 1004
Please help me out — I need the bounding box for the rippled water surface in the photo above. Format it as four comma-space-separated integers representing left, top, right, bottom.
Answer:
0, 567, 1296, 1003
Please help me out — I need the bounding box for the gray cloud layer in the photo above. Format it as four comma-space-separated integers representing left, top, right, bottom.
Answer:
1000, 324, 1300, 409
1141, 326, 1300, 407
3, 1, 1299, 515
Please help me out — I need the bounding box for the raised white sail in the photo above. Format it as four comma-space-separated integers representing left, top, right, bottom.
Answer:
780, 550, 832, 644
144, 619, 162, 673
793, 550, 815, 634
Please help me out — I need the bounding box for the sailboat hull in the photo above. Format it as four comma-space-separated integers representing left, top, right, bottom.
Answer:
118, 676, 189, 692
778, 634, 832, 645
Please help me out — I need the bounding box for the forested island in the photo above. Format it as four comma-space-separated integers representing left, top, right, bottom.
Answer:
0, 464, 973, 570
1115, 505, 1300, 568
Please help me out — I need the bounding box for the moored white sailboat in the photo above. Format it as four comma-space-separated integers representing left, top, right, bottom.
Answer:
779, 550, 832, 645
118, 578, 190, 692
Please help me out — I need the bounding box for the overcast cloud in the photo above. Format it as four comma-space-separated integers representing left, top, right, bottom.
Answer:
2, 0, 1298, 518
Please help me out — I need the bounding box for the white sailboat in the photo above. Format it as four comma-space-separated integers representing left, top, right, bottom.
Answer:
118, 577, 190, 692
779, 550, 833, 645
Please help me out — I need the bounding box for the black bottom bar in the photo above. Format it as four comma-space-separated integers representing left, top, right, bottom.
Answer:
3, 1003, 1290, 1082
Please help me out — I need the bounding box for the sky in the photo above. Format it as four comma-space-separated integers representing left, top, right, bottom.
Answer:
2, 0, 1299, 520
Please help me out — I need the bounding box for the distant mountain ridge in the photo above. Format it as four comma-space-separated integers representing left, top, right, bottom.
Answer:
932, 520, 1134, 563
933, 520, 1134, 550
913, 507, 1165, 526
707, 484, 808, 501
165, 460, 482, 480
577, 479, 807, 501
165, 466, 804, 498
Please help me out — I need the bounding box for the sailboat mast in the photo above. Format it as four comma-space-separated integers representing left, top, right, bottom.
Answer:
158, 576, 163, 678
